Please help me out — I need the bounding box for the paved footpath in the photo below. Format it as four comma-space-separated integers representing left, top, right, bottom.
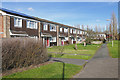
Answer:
73, 43, 118, 78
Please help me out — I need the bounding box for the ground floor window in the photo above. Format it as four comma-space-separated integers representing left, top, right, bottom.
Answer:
50, 37, 56, 42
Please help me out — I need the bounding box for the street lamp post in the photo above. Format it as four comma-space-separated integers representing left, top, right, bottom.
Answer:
106, 19, 113, 47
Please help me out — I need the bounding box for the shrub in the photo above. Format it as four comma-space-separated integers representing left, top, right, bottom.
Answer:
2, 38, 48, 72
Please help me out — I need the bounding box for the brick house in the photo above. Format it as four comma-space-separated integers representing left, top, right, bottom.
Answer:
0, 8, 87, 47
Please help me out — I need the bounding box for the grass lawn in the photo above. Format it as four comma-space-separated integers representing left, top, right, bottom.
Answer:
3, 62, 83, 78
48, 44, 101, 60
50, 53, 91, 60
107, 40, 119, 58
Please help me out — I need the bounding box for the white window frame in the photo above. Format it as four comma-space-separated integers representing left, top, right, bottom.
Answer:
27, 20, 38, 29
77, 30, 79, 34
50, 37, 56, 42
43, 23, 48, 31
73, 29, 76, 34
80, 31, 82, 34
14, 17, 22, 27
70, 29, 72, 33
64, 28, 68, 33
50, 24, 56, 32
60, 27, 62, 32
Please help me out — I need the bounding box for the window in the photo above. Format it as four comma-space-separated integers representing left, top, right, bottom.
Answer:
27, 20, 38, 29
50, 24, 56, 31
43, 24, 48, 30
65, 37, 68, 41
73, 29, 76, 34
77, 30, 79, 34
14, 17, 22, 27
82, 31, 83, 34
60, 27, 62, 32
64, 28, 68, 33
83, 31, 85, 34
50, 37, 56, 42
70, 29, 72, 33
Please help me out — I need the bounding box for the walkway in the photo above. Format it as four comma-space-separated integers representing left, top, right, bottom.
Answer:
50, 57, 88, 65
73, 43, 118, 78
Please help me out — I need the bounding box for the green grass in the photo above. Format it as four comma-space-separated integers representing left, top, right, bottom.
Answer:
48, 44, 101, 60
50, 53, 91, 60
107, 40, 119, 58
3, 62, 83, 78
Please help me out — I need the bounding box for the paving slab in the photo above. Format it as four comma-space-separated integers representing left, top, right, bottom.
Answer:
73, 43, 118, 78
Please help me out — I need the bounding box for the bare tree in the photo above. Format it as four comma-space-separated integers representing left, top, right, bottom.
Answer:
85, 28, 95, 45
111, 12, 118, 40
109, 23, 112, 34
95, 25, 98, 33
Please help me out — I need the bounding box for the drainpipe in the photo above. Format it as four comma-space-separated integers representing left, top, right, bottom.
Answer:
57, 25, 59, 46
68, 28, 70, 44
38, 22, 41, 40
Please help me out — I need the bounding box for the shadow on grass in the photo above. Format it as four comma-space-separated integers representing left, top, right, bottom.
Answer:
53, 60, 65, 80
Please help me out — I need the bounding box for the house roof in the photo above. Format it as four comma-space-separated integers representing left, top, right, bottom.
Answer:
0, 8, 86, 32
0, 8, 35, 19
34, 17, 85, 31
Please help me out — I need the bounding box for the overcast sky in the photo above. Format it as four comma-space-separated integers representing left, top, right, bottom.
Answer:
1, 2, 118, 31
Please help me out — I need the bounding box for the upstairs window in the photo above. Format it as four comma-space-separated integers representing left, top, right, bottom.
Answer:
70, 29, 72, 33
73, 29, 76, 34
43, 23, 48, 30
50, 24, 56, 31
79, 31, 81, 34
77, 30, 79, 34
83, 31, 85, 34
64, 28, 68, 33
14, 17, 22, 27
27, 20, 37, 29
85, 32, 87, 34
60, 27, 62, 32
80, 31, 82, 34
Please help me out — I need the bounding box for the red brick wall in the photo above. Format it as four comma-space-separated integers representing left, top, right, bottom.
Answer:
0, 15, 3, 38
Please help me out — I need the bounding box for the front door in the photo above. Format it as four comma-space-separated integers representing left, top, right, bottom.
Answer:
47, 38, 49, 47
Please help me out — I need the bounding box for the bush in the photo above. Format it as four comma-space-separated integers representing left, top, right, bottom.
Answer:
2, 38, 48, 72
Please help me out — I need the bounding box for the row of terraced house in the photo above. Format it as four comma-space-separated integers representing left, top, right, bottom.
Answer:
0, 8, 87, 47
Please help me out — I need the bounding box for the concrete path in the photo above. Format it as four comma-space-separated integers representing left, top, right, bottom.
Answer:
74, 43, 118, 78
50, 58, 88, 65
48, 52, 91, 56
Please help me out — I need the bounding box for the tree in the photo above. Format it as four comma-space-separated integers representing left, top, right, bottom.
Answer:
95, 25, 98, 33
85, 28, 95, 45
111, 12, 118, 40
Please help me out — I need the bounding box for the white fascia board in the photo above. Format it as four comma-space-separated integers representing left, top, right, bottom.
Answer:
0, 10, 7, 15
0, 10, 39, 22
